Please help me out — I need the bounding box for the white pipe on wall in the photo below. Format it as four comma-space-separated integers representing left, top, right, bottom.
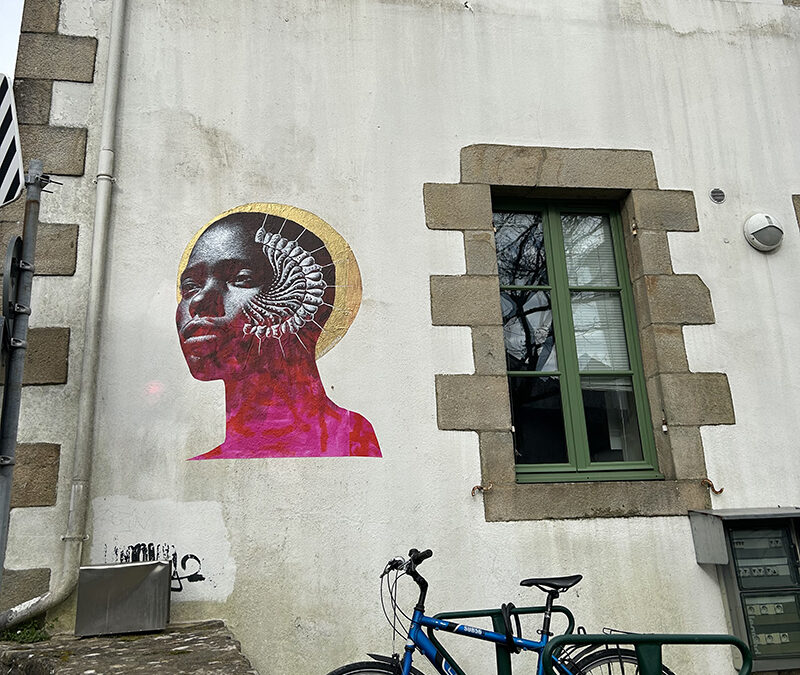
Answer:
0, 0, 127, 628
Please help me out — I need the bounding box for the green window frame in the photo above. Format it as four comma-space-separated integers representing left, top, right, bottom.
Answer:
494, 199, 661, 483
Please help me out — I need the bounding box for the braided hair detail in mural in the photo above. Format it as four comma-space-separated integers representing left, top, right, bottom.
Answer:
242, 220, 327, 343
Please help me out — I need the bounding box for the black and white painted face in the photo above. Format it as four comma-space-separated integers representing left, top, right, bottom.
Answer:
176, 213, 332, 381
176, 221, 270, 381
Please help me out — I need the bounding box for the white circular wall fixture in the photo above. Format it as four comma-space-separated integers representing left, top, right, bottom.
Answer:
743, 213, 784, 252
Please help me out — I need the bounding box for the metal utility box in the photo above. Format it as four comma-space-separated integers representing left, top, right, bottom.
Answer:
689, 508, 800, 673
75, 561, 171, 637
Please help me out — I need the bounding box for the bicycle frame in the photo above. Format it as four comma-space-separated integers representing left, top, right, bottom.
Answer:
402, 608, 578, 675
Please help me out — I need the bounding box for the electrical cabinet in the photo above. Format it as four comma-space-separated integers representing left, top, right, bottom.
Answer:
689, 508, 800, 672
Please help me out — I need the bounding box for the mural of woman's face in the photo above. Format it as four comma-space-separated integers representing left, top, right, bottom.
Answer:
175, 204, 379, 459
176, 221, 270, 381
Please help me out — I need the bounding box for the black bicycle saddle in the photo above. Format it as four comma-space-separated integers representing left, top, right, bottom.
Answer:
519, 575, 583, 593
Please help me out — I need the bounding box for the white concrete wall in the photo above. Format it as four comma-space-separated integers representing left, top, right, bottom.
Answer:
8, 0, 800, 673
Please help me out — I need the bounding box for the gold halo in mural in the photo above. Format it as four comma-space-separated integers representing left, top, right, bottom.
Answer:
177, 202, 362, 359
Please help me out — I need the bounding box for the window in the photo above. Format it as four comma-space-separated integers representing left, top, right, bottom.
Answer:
494, 200, 660, 483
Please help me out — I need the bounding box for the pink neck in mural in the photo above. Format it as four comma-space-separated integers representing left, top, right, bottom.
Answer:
189, 337, 380, 459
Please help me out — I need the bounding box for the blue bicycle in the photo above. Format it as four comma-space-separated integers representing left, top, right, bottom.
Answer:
326, 549, 675, 675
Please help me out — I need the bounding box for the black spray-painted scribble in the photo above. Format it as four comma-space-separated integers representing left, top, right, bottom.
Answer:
106, 542, 206, 592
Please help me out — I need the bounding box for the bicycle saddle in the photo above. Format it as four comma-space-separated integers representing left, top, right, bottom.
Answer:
520, 574, 583, 593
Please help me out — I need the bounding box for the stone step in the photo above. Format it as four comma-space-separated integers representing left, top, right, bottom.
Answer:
0, 620, 260, 674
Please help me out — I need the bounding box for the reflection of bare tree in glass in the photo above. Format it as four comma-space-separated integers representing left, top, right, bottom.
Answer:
502, 293, 554, 371
494, 213, 554, 371
494, 212, 547, 286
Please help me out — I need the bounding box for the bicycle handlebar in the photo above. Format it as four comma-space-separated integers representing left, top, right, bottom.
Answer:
408, 548, 433, 565
380, 549, 433, 579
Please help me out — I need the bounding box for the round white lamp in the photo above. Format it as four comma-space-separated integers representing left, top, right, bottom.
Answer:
743, 213, 784, 252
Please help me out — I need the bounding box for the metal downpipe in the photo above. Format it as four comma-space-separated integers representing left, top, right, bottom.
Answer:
0, 0, 127, 628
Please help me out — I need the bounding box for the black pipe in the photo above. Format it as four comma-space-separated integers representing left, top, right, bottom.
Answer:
0, 159, 45, 594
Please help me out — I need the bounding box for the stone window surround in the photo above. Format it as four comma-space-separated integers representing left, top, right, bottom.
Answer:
425, 144, 736, 521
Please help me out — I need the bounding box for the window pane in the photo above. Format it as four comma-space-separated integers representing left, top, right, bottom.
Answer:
571, 292, 630, 370
509, 376, 569, 465
501, 290, 557, 372
581, 376, 643, 463
493, 211, 548, 286
562, 213, 618, 286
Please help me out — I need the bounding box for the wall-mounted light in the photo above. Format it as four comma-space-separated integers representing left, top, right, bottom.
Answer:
744, 213, 784, 252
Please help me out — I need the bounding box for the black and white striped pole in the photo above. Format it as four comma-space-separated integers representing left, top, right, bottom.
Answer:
0, 74, 25, 208
0, 73, 55, 593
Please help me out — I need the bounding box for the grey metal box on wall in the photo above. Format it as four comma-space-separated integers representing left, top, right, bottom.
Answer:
75, 561, 171, 637
688, 508, 800, 672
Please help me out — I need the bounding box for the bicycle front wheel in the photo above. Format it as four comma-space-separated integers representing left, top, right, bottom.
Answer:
325, 659, 425, 675
574, 647, 676, 674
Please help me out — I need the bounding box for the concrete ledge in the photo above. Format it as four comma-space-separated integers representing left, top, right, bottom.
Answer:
0, 199, 25, 223
623, 229, 673, 281
460, 145, 659, 190
0, 327, 70, 385
11, 443, 59, 507
657, 426, 707, 479
633, 274, 714, 327
471, 326, 507, 375
482, 478, 711, 521
19, 125, 88, 176
624, 189, 699, 232
478, 431, 517, 484
436, 374, 511, 430
652, 372, 735, 427
12, 79, 52, 125
464, 230, 499, 275
0, 222, 78, 275
0, 568, 50, 612
15, 33, 97, 83
423, 183, 493, 230
430, 275, 502, 326
21, 0, 60, 33
25, 327, 70, 384
639, 324, 689, 378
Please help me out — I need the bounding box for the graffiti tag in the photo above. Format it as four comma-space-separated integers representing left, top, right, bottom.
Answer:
108, 542, 206, 592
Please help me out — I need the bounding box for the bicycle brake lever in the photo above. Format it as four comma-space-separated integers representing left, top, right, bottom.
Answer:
380, 557, 405, 578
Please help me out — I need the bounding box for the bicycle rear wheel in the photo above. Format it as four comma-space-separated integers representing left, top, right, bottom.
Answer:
325, 659, 424, 675
574, 647, 676, 674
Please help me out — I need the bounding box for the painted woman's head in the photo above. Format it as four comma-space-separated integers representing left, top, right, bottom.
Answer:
176, 210, 336, 381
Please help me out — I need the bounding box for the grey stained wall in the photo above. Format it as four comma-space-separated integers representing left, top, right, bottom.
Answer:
2, 1, 800, 673
0, 0, 94, 611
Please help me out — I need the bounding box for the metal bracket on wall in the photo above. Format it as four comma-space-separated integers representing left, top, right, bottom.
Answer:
700, 478, 724, 495
471, 483, 493, 497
